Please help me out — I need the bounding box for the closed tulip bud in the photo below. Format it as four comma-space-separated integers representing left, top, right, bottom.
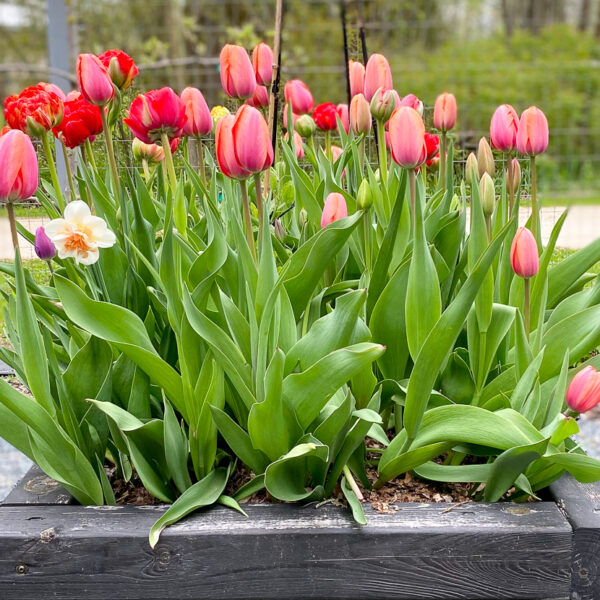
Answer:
370, 87, 396, 122
400, 93, 423, 116
231, 105, 273, 174
388, 106, 427, 169
284, 79, 314, 114
273, 218, 285, 241
517, 106, 549, 156
364, 53, 393, 102
246, 85, 269, 109
34, 226, 56, 260
510, 227, 539, 278
252, 42, 273, 86
220, 44, 256, 99
506, 158, 521, 195
132, 137, 165, 163
490, 104, 519, 152
295, 114, 316, 138
0, 130, 38, 202
566, 366, 600, 413
479, 172, 495, 218
215, 114, 250, 179
465, 152, 479, 185
321, 192, 348, 228
348, 60, 365, 98
76, 53, 115, 107
477, 137, 495, 177
284, 130, 305, 159
433, 92, 457, 132
350, 93, 371, 135
299, 208, 308, 227
283, 104, 299, 130
357, 179, 374, 210
337, 103, 349, 134
181, 87, 213, 136
97, 50, 138, 91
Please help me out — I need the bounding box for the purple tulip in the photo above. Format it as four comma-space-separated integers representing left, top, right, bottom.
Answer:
34, 226, 56, 260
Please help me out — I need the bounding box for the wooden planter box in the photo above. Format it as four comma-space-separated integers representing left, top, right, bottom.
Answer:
0, 465, 599, 600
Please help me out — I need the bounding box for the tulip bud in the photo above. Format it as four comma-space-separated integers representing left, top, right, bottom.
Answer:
348, 60, 365, 98
370, 87, 396, 122
477, 137, 495, 177
566, 366, 600, 413
132, 137, 165, 163
490, 104, 519, 153
284, 130, 304, 159
246, 85, 269, 109
284, 80, 314, 114
506, 158, 521, 196
388, 106, 427, 169
34, 226, 56, 260
321, 192, 348, 228
433, 92, 457, 132
465, 152, 478, 185
299, 208, 308, 228
273, 218, 285, 241
517, 106, 549, 156
252, 42, 273, 86
97, 50, 139, 91
76, 53, 115, 107
400, 93, 424, 116
181, 87, 213, 137
231, 105, 273, 174
364, 53, 393, 102
295, 114, 316, 138
510, 227, 539, 279
357, 179, 374, 210
479, 172, 495, 218
337, 103, 349, 134
0, 130, 38, 202
350, 93, 371, 135
220, 44, 256, 99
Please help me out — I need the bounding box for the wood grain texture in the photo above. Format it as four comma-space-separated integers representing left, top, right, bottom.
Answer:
0, 501, 571, 600
550, 475, 600, 600
1, 465, 72, 506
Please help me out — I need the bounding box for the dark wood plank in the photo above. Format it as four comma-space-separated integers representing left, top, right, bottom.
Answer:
0, 501, 571, 600
1, 465, 72, 506
550, 474, 600, 600
0, 361, 15, 376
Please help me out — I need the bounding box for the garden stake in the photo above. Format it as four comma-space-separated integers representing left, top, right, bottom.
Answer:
340, 0, 352, 108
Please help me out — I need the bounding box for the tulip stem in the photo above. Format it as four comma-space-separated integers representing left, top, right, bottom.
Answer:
408, 168, 416, 229
439, 131, 447, 192
376, 119, 388, 187
507, 153, 515, 216
342, 465, 363, 501
142, 159, 151, 181
41, 131, 65, 211
101, 109, 120, 202
325, 130, 332, 161
530, 155, 539, 248
253, 173, 264, 245
84, 139, 98, 173
6, 202, 19, 253
363, 209, 371, 275
240, 179, 257, 263
358, 137, 365, 177
161, 132, 178, 195
61, 143, 76, 203
197, 137, 207, 188
524, 277, 531, 339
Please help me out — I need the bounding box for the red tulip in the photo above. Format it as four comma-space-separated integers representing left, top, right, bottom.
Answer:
337, 103, 349, 133
433, 92, 457, 132
76, 53, 115, 107
97, 50, 138, 91
321, 192, 347, 228
180, 87, 212, 136
284, 80, 314, 114
363, 53, 393, 102
220, 44, 256, 100
510, 227, 539, 278
348, 60, 365, 98
124, 87, 186, 144
400, 93, 423, 116
490, 104, 519, 153
0, 129, 38, 202
313, 102, 338, 132
246, 85, 269, 109
252, 42, 273, 86
516, 106, 549, 156
0, 126, 10, 137
4, 84, 64, 137
566, 366, 600, 413
215, 115, 250, 179
388, 106, 427, 169
284, 130, 304, 159
350, 93, 371, 134
52, 97, 102, 149
232, 105, 273, 174
424, 132, 440, 166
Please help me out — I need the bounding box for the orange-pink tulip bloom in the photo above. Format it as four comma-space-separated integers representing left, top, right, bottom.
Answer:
566, 366, 600, 413
252, 42, 273, 86
180, 87, 212, 137
433, 92, 457, 132
246, 85, 269, 109
516, 106, 549, 156
350, 93, 371, 134
490, 104, 519, 152
220, 44, 257, 100
363, 53, 393, 102
348, 60, 365, 98
388, 106, 427, 169
510, 227, 539, 278
0, 129, 38, 202
76, 53, 115, 107
321, 192, 348, 228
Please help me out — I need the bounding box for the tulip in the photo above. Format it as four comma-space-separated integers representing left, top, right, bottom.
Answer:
566, 366, 600, 414
246, 85, 269, 109
0, 126, 9, 136
232, 105, 273, 174
97, 50, 138, 91
52, 96, 103, 149
283, 104, 299, 130
337, 103, 349, 134
321, 192, 348, 228
400, 93, 423, 116
363, 53, 393, 102
348, 60, 365, 98
350, 93, 371, 135
284, 80, 314, 114
357, 179, 373, 210
132, 137, 165, 163
511, 227, 539, 279
38, 82, 66, 101
465, 152, 479, 185
388, 107, 427, 169
34, 227, 56, 260
220, 44, 256, 99
210, 105, 230, 130
0, 130, 38, 203
506, 158, 521, 196
252, 42, 273, 86
479, 172, 495, 221
273, 218, 285, 241
284, 130, 304, 159
490, 104, 519, 153
4, 84, 64, 137
330, 145, 343, 162
477, 137, 495, 177
295, 114, 316, 138
369, 87, 396, 123
180, 87, 212, 136
433, 92, 457, 132
424, 132, 440, 166
516, 106, 549, 156
76, 54, 115, 106
215, 114, 249, 182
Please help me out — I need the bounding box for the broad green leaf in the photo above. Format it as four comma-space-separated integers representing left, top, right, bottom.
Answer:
414, 461, 491, 482
341, 476, 366, 525
164, 400, 193, 494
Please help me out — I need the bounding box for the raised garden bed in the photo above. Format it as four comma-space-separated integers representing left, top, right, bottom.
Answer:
1, 465, 598, 600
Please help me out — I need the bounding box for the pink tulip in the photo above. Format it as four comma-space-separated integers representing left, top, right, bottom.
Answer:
284, 130, 304, 159
252, 42, 273, 86
350, 93, 371, 134
510, 227, 539, 278
38, 82, 66, 102
246, 85, 269, 109
433, 92, 457, 132
232, 105, 273, 174
516, 106, 549, 156
400, 93, 423, 116
331, 145, 343, 162
363, 53, 393, 102
388, 106, 427, 169
348, 60, 365, 98
76, 53, 115, 107
284, 80, 314, 114
215, 115, 250, 179
283, 104, 299, 130
566, 366, 600, 413
321, 192, 347, 228
220, 44, 256, 99
337, 103, 349, 134
490, 104, 519, 152
0, 129, 38, 202
369, 87, 396, 122
180, 87, 212, 137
